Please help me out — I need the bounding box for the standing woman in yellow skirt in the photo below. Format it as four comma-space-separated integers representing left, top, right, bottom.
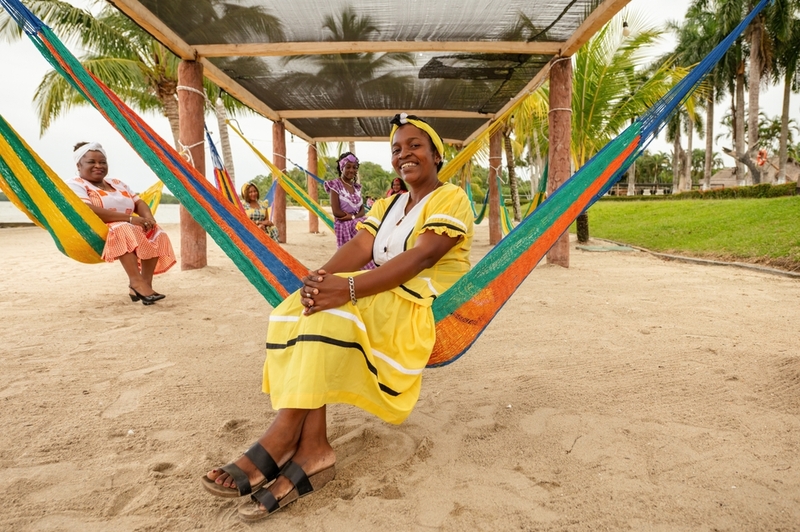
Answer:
202, 114, 474, 521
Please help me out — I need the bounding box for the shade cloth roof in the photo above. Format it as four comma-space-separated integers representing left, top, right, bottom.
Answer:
108, 0, 630, 144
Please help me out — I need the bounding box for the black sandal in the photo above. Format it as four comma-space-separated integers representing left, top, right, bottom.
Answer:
238, 460, 336, 521
200, 441, 282, 498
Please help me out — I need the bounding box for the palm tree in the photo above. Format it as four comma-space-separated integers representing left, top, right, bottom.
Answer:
669, 3, 727, 190
0, 0, 282, 161
510, 12, 682, 238
281, 5, 416, 151
767, 0, 800, 183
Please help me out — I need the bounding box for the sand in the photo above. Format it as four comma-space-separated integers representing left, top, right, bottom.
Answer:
1, 221, 798, 531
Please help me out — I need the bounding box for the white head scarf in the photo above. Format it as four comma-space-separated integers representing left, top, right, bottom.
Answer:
73, 142, 106, 166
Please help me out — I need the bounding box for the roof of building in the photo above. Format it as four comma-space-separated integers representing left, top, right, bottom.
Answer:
111, 0, 630, 144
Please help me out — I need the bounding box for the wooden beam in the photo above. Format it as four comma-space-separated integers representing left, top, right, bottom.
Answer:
561, 0, 632, 57
107, 0, 196, 59
310, 136, 464, 144
277, 109, 488, 120
193, 40, 564, 58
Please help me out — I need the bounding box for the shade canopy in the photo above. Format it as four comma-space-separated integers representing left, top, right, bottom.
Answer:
109, 0, 630, 144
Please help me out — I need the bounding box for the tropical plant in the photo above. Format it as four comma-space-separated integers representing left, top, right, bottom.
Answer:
279, 6, 416, 154
767, 0, 800, 183
0, 0, 280, 165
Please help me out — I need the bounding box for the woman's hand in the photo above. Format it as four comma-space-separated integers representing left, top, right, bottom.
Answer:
130, 215, 155, 232
299, 269, 350, 315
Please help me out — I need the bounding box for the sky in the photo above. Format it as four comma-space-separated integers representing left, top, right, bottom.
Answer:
0, 0, 793, 194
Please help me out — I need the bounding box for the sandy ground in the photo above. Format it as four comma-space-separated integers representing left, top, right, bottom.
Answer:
0, 220, 798, 531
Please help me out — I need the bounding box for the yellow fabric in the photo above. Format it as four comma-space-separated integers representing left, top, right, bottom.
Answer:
263, 182, 474, 424
390, 115, 445, 158
138, 180, 164, 214
0, 124, 108, 263
358, 183, 473, 306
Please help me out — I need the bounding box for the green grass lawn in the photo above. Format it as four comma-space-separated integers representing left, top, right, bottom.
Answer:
573, 196, 800, 269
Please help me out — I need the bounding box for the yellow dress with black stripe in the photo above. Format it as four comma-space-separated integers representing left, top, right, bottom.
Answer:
263, 183, 473, 424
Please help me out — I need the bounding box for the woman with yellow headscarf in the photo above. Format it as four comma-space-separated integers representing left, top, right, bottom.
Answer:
202, 114, 474, 522
241, 181, 279, 242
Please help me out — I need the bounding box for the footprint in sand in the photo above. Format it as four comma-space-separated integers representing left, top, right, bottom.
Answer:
102, 389, 140, 418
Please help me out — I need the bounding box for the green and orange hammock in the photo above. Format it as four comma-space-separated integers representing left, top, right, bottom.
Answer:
0, 0, 770, 366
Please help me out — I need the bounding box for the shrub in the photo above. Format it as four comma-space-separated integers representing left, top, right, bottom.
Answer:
599, 182, 796, 201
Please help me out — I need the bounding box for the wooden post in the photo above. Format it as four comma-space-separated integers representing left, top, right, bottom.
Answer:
547, 57, 573, 268
307, 143, 319, 233
272, 120, 287, 242
177, 60, 207, 270
488, 128, 503, 245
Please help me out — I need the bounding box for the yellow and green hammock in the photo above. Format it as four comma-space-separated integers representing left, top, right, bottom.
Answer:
0, 115, 163, 263
0, 0, 769, 366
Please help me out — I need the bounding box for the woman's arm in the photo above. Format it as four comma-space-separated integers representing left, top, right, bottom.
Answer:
301, 229, 459, 314
319, 230, 375, 273
329, 190, 350, 219
85, 201, 152, 230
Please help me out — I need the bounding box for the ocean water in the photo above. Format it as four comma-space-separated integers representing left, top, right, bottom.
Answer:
0, 202, 311, 224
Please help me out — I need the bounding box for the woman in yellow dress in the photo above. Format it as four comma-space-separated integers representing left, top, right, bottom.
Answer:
202, 114, 474, 521
240, 182, 279, 242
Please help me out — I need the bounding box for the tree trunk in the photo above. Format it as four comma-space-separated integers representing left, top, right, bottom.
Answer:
160, 90, 181, 150
748, 15, 763, 184
684, 118, 694, 191
735, 64, 747, 185
672, 117, 682, 195
626, 160, 636, 196
576, 211, 589, 243
348, 141, 356, 155
214, 96, 235, 182
703, 89, 714, 191
778, 71, 792, 184
502, 129, 521, 221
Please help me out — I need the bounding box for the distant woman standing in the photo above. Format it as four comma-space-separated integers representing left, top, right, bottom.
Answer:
324, 152, 375, 269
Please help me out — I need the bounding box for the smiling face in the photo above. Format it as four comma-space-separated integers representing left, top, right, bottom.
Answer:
391, 124, 440, 188
246, 185, 259, 201
341, 161, 358, 181
77, 150, 108, 184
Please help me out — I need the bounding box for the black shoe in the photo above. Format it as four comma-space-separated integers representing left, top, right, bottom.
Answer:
129, 292, 140, 302
129, 286, 159, 306
150, 292, 166, 301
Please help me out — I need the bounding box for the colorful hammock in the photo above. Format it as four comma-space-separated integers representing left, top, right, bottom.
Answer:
0, 114, 165, 263
205, 125, 244, 212
0, 0, 769, 366
227, 121, 336, 231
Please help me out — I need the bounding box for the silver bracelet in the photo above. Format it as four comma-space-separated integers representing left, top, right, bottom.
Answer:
348, 276, 357, 305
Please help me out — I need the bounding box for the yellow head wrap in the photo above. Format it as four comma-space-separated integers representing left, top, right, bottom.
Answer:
389, 113, 444, 159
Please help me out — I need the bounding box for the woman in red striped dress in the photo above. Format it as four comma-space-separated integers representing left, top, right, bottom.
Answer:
67, 142, 175, 305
